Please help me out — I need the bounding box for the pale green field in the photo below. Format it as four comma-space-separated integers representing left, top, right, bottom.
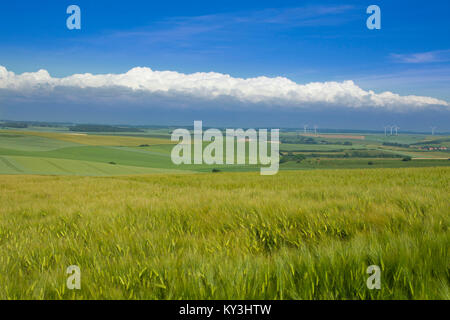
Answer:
0, 132, 80, 151
0, 155, 189, 175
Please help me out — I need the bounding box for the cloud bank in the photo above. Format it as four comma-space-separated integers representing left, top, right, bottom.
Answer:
0, 66, 448, 111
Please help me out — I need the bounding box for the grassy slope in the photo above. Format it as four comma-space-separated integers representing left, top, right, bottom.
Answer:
0, 144, 260, 174
0, 155, 189, 175
0, 131, 182, 175
0, 168, 448, 299
0, 131, 260, 175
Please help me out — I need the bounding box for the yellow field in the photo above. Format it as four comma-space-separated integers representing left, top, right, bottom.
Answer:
2, 130, 174, 146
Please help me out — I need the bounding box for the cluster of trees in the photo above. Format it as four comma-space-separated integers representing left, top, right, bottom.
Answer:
280, 150, 402, 162
343, 151, 402, 158
280, 137, 317, 144
382, 142, 410, 148
411, 138, 450, 146
280, 153, 307, 163
280, 136, 352, 146
69, 124, 143, 133
0, 121, 70, 128
0, 122, 28, 128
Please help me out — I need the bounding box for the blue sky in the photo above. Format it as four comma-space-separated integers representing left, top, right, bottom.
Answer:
0, 0, 449, 130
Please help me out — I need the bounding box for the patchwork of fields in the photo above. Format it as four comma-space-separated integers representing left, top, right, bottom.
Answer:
0, 129, 448, 175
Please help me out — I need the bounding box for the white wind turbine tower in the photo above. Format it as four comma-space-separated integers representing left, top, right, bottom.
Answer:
390, 125, 394, 136
431, 126, 437, 135
314, 125, 318, 136
303, 124, 309, 134
394, 125, 399, 136
384, 126, 388, 136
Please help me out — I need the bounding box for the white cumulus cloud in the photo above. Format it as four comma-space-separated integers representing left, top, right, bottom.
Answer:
0, 65, 448, 111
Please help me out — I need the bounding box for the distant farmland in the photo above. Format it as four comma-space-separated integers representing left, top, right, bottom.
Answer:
0, 129, 448, 175
301, 133, 366, 140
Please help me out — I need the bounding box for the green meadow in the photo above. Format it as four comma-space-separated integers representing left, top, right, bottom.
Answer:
0, 168, 448, 299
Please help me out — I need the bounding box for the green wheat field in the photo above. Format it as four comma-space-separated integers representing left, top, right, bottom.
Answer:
0, 127, 448, 299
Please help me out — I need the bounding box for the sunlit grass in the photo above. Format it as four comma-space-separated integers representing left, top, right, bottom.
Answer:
0, 167, 448, 299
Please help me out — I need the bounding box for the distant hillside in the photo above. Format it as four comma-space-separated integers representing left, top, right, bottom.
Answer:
69, 124, 143, 133
0, 122, 28, 128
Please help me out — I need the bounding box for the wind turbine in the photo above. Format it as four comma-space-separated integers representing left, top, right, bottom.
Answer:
303, 124, 309, 134
390, 125, 394, 136
384, 126, 388, 136
431, 126, 437, 135
394, 126, 399, 136
313, 125, 318, 136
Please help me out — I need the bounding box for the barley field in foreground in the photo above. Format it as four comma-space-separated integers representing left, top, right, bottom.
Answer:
0, 167, 448, 299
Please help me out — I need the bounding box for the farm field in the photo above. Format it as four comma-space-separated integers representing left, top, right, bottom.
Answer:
0, 168, 448, 299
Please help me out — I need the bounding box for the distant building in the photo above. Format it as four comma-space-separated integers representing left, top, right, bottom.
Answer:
419, 146, 448, 151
